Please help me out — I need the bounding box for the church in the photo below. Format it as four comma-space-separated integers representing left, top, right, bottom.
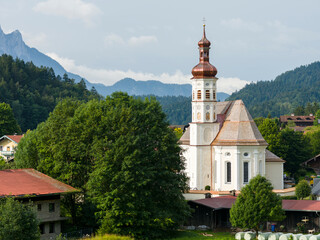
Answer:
180, 25, 285, 192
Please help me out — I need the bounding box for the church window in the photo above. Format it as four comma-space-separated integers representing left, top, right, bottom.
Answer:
206, 112, 210, 120
213, 91, 216, 100
226, 162, 231, 183
197, 112, 201, 120
225, 152, 231, 157
243, 152, 249, 157
213, 112, 216, 120
200, 52, 203, 58
243, 162, 249, 183
197, 90, 201, 99
205, 90, 210, 99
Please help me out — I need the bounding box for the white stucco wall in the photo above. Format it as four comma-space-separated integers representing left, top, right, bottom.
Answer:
265, 162, 284, 190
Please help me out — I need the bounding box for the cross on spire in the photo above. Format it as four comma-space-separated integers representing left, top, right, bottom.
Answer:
202, 17, 206, 26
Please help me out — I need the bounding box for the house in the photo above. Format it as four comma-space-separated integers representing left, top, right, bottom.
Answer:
0, 168, 78, 240
279, 115, 314, 130
0, 134, 23, 162
188, 196, 320, 231
180, 25, 285, 192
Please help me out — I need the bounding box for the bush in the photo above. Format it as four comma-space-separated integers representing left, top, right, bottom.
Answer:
295, 180, 311, 200
205, 185, 210, 190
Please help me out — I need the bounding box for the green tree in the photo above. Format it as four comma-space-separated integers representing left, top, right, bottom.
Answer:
0, 102, 21, 136
87, 93, 190, 239
15, 93, 190, 237
258, 118, 280, 153
295, 180, 311, 200
230, 175, 285, 237
275, 128, 312, 176
0, 197, 40, 240
314, 109, 320, 126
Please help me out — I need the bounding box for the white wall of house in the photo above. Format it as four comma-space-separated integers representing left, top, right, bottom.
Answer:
265, 161, 284, 190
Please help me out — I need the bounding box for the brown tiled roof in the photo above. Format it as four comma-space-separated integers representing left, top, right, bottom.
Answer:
280, 115, 314, 123
265, 150, 286, 163
0, 135, 23, 144
212, 100, 268, 146
190, 195, 320, 212
0, 169, 78, 197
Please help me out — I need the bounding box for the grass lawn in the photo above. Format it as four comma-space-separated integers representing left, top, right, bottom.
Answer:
86, 231, 234, 240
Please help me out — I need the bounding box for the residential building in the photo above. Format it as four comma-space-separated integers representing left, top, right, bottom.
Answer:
0, 168, 78, 240
0, 134, 23, 161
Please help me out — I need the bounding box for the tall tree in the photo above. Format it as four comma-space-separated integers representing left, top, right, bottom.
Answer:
0, 197, 40, 240
295, 180, 311, 200
15, 93, 190, 237
0, 102, 21, 136
230, 175, 285, 238
258, 118, 280, 154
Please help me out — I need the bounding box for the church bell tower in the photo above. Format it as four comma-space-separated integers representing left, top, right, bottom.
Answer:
190, 24, 219, 146
188, 24, 220, 190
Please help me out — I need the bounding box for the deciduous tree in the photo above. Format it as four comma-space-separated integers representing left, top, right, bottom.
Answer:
295, 180, 311, 200
230, 175, 285, 237
0, 197, 40, 240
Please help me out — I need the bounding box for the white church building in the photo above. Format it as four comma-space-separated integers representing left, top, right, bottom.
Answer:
180, 25, 285, 192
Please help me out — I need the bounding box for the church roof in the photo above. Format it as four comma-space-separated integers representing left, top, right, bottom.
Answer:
212, 100, 268, 146
265, 149, 286, 162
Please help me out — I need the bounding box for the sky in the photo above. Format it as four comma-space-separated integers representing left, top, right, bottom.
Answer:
1, 0, 320, 94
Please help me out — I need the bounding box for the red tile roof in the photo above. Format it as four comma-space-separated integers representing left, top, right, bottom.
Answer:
0, 135, 23, 143
280, 115, 314, 123
0, 169, 78, 197
282, 200, 320, 212
191, 196, 236, 210
191, 196, 320, 212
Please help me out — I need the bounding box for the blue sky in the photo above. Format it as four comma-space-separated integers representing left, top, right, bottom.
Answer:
1, 0, 320, 94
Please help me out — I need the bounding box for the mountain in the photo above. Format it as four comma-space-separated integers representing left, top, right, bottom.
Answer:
227, 61, 320, 118
103, 78, 230, 100
0, 26, 108, 94
0, 54, 99, 131
0, 27, 230, 99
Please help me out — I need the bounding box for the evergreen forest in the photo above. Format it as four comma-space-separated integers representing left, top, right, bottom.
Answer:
227, 61, 320, 118
0, 54, 100, 131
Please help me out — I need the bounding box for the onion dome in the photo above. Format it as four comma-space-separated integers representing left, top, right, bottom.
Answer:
192, 24, 217, 79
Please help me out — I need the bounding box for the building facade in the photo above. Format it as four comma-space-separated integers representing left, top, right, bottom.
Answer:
180, 25, 284, 191
0, 135, 23, 161
0, 169, 78, 240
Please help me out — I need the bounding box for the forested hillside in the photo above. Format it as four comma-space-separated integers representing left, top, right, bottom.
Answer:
0, 55, 99, 131
227, 62, 320, 118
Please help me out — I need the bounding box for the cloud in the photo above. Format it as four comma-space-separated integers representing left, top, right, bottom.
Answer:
104, 33, 125, 46
47, 52, 248, 94
128, 35, 158, 46
33, 0, 101, 26
104, 34, 158, 47
20, 31, 47, 48
220, 18, 262, 33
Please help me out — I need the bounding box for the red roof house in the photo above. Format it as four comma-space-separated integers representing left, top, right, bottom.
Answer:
0, 169, 79, 239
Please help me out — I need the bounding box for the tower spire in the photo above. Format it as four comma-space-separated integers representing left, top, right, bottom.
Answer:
191, 24, 217, 79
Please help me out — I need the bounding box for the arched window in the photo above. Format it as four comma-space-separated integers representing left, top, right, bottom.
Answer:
213, 90, 216, 100
243, 162, 249, 183
205, 90, 210, 99
197, 90, 201, 100
226, 162, 231, 183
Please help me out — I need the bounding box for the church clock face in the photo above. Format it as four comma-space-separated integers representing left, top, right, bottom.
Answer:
206, 105, 210, 110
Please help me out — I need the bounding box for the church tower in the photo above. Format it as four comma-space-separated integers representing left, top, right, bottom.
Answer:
187, 25, 221, 190
191, 24, 218, 125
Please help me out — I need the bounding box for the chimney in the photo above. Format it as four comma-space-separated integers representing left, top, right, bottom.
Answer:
291, 113, 294, 116
310, 114, 314, 116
